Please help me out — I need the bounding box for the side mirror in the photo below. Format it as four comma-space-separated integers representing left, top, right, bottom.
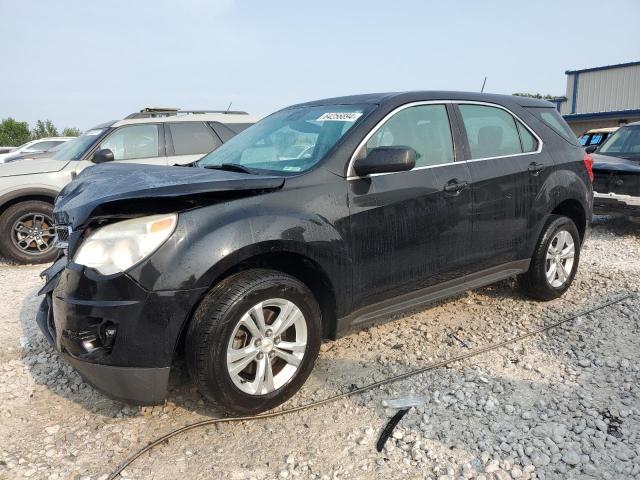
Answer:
93, 148, 114, 164
353, 146, 416, 176
585, 145, 597, 154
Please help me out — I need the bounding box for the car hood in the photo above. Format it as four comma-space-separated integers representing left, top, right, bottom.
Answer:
0, 158, 68, 177
54, 163, 286, 228
592, 153, 640, 173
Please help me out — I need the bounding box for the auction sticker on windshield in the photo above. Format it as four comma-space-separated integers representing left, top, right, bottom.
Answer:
317, 112, 363, 122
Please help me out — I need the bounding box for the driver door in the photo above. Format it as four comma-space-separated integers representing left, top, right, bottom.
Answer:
348, 103, 473, 310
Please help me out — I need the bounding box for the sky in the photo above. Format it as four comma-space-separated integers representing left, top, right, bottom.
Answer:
1, 0, 639, 131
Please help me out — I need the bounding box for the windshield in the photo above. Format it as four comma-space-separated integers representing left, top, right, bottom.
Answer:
48, 142, 66, 152
14, 141, 32, 150
598, 125, 640, 157
199, 104, 371, 174
51, 128, 107, 161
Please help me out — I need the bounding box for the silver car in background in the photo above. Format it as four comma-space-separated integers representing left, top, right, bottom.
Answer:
0, 109, 257, 264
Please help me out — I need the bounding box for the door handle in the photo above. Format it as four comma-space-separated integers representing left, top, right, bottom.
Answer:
528, 162, 545, 176
443, 179, 469, 194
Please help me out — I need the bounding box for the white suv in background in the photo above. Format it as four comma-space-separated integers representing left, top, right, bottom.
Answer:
0, 137, 74, 163
0, 108, 258, 264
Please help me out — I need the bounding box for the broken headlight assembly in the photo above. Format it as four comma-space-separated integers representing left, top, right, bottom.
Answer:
73, 214, 177, 275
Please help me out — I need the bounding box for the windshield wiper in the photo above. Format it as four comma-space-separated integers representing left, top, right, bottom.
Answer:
202, 163, 254, 174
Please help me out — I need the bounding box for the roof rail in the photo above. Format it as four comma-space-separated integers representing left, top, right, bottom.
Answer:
125, 107, 249, 119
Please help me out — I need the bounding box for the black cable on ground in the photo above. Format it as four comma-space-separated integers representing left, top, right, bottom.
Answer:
107, 293, 633, 479
376, 408, 410, 452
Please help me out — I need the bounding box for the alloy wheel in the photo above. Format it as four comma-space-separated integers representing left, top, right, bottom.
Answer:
11, 212, 56, 257
545, 229, 575, 288
226, 298, 308, 395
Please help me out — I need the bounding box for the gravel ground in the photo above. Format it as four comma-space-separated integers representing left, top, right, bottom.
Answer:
1, 216, 639, 480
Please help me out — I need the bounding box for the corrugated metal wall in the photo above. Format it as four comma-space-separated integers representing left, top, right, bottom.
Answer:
560, 75, 574, 115
569, 64, 640, 114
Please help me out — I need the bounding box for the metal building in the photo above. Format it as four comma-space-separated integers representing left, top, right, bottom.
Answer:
551, 61, 640, 136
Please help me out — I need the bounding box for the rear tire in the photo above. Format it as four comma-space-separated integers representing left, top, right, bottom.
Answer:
185, 269, 321, 415
0, 200, 58, 264
519, 215, 581, 301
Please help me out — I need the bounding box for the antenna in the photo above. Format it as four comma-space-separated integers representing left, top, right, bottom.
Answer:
225, 102, 232, 113
480, 77, 487, 93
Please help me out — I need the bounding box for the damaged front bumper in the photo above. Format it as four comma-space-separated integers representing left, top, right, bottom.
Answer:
593, 191, 640, 216
36, 256, 206, 404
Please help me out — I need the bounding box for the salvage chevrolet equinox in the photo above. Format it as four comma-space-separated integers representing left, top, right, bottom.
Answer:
37, 92, 593, 414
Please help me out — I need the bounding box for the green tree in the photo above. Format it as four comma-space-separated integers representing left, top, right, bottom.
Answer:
31, 120, 59, 139
62, 127, 82, 137
0, 118, 31, 146
513, 93, 557, 100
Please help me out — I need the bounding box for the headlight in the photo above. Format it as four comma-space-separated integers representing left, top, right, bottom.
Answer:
74, 214, 177, 275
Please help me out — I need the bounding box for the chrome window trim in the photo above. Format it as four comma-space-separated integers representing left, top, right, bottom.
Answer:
346, 100, 543, 180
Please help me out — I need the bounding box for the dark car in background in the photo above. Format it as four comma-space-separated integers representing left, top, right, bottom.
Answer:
38, 91, 592, 414
590, 121, 640, 216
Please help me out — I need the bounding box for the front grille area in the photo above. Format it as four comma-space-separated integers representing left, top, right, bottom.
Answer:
54, 225, 71, 248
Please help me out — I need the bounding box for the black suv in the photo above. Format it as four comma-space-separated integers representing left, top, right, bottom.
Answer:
38, 92, 593, 414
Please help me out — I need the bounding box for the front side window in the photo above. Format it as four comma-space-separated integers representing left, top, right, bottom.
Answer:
199, 104, 371, 174
459, 105, 524, 159
578, 134, 590, 146
100, 124, 159, 160
169, 122, 220, 155
365, 104, 455, 168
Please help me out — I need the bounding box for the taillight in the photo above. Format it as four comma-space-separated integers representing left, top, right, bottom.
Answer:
583, 153, 594, 182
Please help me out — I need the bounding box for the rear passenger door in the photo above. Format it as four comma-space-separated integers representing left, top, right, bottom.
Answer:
166, 122, 222, 165
348, 103, 473, 309
454, 103, 550, 269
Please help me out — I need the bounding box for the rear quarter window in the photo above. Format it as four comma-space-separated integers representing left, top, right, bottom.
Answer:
224, 123, 254, 133
526, 107, 578, 145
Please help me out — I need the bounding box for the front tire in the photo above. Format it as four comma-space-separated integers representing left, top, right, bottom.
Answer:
185, 269, 321, 415
0, 200, 58, 264
519, 215, 581, 301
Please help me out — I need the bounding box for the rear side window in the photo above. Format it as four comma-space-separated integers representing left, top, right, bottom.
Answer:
224, 123, 254, 133
366, 104, 455, 167
526, 107, 578, 145
458, 105, 523, 159
516, 121, 538, 153
169, 122, 221, 155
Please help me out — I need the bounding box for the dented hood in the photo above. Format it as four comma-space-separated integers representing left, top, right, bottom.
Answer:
54, 163, 285, 227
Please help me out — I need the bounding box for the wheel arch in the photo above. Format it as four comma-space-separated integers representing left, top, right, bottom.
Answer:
0, 189, 58, 217
173, 249, 340, 360
550, 198, 587, 241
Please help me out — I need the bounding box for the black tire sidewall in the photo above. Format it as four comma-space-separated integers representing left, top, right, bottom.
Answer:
537, 216, 581, 296
0, 201, 58, 264
191, 272, 321, 414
